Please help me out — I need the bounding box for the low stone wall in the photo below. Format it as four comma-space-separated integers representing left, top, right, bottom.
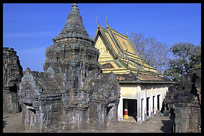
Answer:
163, 69, 201, 133
3, 89, 21, 113
174, 103, 201, 133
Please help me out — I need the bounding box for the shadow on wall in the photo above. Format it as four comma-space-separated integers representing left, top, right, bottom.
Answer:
160, 120, 174, 133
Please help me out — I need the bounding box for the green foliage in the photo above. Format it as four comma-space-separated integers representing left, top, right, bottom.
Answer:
166, 42, 201, 82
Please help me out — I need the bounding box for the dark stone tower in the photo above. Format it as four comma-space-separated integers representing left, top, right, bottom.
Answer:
43, 4, 102, 130
18, 3, 120, 132
43, 3, 100, 92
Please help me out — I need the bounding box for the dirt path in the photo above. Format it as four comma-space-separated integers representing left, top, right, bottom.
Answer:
3, 112, 173, 133
3, 112, 23, 133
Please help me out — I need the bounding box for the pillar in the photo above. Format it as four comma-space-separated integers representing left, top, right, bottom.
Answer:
137, 85, 141, 122
117, 97, 123, 121
143, 88, 147, 120
160, 94, 163, 111
149, 96, 152, 116
66, 109, 73, 130
141, 98, 145, 121
155, 94, 158, 113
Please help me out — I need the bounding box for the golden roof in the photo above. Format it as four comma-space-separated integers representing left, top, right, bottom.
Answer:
94, 21, 161, 76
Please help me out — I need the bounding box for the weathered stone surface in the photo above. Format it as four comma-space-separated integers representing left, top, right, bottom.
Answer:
18, 3, 120, 132
18, 68, 64, 132
3, 47, 23, 113
174, 103, 201, 133
163, 69, 201, 133
52, 3, 93, 43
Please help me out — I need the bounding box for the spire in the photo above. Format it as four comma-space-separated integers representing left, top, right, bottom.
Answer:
96, 16, 99, 25
126, 28, 128, 37
72, 3, 78, 8
106, 16, 109, 28
96, 16, 100, 28
53, 3, 93, 42
70, 3, 80, 15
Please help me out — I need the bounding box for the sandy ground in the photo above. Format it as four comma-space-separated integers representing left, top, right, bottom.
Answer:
3, 112, 23, 133
3, 112, 173, 133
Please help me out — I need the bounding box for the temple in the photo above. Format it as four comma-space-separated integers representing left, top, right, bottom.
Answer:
94, 19, 174, 122
18, 3, 120, 132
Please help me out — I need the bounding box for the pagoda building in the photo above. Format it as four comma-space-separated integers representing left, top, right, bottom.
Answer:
94, 19, 174, 122
94, 20, 158, 75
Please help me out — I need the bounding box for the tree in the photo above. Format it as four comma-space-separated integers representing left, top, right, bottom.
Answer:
130, 33, 170, 74
166, 42, 201, 82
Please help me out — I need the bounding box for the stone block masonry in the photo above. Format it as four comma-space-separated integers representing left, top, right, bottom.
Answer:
3, 47, 23, 113
18, 3, 120, 132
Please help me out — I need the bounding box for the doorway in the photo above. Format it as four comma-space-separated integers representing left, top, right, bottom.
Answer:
123, 99, 137, 121
157, 95, 160, 111
146, 97, 150, 116
153, 96, 155, 112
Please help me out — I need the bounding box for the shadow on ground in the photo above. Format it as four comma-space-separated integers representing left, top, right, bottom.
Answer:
160, 120, 173, 133
3, 116, 9, 128
3, 120, 7, 128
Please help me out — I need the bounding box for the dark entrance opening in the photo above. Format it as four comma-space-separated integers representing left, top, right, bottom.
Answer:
123, 99, 137, 121
107, 106, 112, 115
146, 97, 150, 116
128, 99, 137, 121
29, 109, 36, 114
153, 96, 155, 112
157, 95, 160, 111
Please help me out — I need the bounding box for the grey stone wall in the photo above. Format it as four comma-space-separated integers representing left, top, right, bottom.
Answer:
3, 47, 23, 113
163, 69, 201, 133
174, 103, 201, 133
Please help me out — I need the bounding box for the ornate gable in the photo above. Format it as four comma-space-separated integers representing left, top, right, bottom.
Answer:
94, 21, 162, 78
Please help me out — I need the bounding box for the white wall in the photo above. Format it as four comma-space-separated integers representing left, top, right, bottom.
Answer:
118, 83, 169, 122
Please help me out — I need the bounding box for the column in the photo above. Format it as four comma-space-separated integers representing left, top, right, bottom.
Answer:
149, 96, 152, 116
117, 97, 123, 121
155, 94, 158, 113
153, 87, 157, 114
137, 85, 141, 122
160, 94, 163, 111
143, 96, 147, 120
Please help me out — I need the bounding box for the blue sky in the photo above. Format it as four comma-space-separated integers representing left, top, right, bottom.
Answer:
3, 3, 201, 72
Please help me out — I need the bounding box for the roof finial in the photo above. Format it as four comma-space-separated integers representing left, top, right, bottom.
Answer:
126, 28, 128, 37
70, 3, 80, 14
97, 16, 100, 27
106, 16, 109, 28
72, 3, 78, 8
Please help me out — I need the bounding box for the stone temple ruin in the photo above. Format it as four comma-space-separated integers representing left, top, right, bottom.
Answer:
17, 3, 120, 132
162, 69, 201, 133
3, 47, 23, 113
